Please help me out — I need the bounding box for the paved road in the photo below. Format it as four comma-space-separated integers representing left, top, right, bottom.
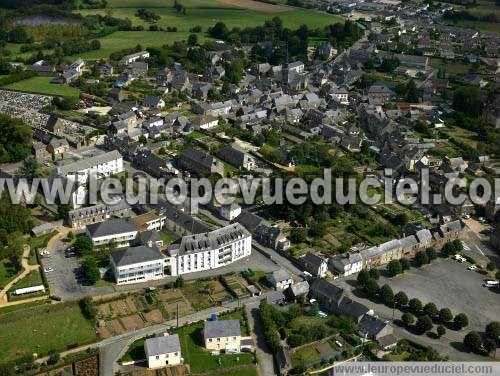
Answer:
100, 292, 277, 376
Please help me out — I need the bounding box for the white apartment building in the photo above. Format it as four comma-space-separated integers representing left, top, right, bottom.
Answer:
57, 150, 123, 184
86, 218, 138, 248
166, 223, 251, 276
110, 245, 167, 285
145, 334, 182, 369
120, 50, 150, 65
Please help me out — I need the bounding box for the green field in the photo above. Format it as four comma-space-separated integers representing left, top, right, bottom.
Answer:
446, 19, 500, 32
3, 76, 81, 98
0, 302, 98, 362
8, 269, 44, 291
0, 299, 51, 316
429, 58, 470, 75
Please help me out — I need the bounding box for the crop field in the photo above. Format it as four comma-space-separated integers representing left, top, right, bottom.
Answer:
3, 76, 81, 98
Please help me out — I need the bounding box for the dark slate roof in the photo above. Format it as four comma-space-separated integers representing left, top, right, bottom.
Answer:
86, 218, 137, 237
358, 314, 388, 337
235, 211, 264, 233
310, 278, 344, 298
145, 334, 180, 356
337, 296, 370, 320
300, 253, 326, 269
203, 319, 240, 339
110, 245, 165, 267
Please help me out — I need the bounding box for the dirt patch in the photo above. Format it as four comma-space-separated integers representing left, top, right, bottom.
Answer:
121, 314, 145, 331
217, 0, 292, 12
107, 319, 126, 335
316, 342, 333, 357
143, 309, 164, 324
158, 289, 184, 303
97, 326, 112, 339
110, 299, 132, 316
97, 303, 112, 318
126, 296, 138, 312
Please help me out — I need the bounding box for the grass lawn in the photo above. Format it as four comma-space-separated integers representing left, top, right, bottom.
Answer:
8, 269, 44, 291
3, 76, 80, 98
198, 366, 258, 376
291, 342, 321, 368
442, 126, 478, 149
159, 231, 174, 245
0, 259, 18, 290
121, 338, 146, 362
0, 299, 51, 316
0, 302, 98, 362
173, 321, 254, 373
182, 281, 218, 311
429, 58, 470, 75
446, 19, 500, 33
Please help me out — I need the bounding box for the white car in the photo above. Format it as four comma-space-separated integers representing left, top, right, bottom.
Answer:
40, 250, 50, 257
483, 280, 499, 287
468, 265, 477, 271
335, 340, 343, 348
44, 267, 54, 273
453, 254, 466, 262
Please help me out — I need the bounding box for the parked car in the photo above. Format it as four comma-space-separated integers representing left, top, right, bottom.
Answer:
483, 280, 499, 288
468, 265, 477, 271
44, 267, 54, 273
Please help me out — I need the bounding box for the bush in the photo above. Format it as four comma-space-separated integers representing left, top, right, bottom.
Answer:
436, 325, 446, 338
357, 269, 370, 287
400, 257, 410, 271
82, 257, 100, 284
380, 284, 394, 305
486, 262, 496, 271
425, 247, 437, 261
79, 297, 96, 320
485, 321, 500, 340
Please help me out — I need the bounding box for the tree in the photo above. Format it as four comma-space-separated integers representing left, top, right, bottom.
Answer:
208, 21, 229, 39
394, 291, 408, 307
406, 79, 419, 103
368, 268, 380, 280
82, 257, 100, 284
425, 247, 437, 261
485, 321, 500, 340
442, 242, 456, 256
416, 315, 433, 334
0, 114, 32, 163
439, 308, 453, 323
437, 325, 446, 338
423, 302, 438, 319
19, 156, 39, 182
453, 86, 483, 117
380, 284, 394, 305
486, 262, 496, 271
174, 276, 184, 288
387, 260, 402, 277
409, 298, 422, 314
139, 135, 147, 144
79, 297, 96, 320
364, 278, 379, 298
454, 313, 469, 330
47, 351, 60, 365
416, 250, 429, 266
483, 338, 497, 356
496, 271, 500, 281
400, 257, 410, 271
463, 331, 482, 353
290, 227, 307, 243
188, 33, 198, 46
402, 312, 415, 327
73, 235, 93, 256
357, 269, 370, 287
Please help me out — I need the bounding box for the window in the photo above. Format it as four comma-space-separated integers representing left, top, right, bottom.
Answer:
156, 355, 159, 360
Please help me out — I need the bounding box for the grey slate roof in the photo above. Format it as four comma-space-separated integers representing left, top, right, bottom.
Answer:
267, 269, 292, 285
87, 218, 137, 238
110, 245, 165, 267
358, 314, 389, 337
204, 319, 241, 339
145, 334, 180, 357
167, 223, 250, 256
58, 150, 122, 176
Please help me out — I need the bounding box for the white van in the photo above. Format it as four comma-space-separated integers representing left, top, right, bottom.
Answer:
483, 280, 499, 287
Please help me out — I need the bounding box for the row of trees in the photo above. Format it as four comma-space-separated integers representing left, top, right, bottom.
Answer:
463, 321, 500, 356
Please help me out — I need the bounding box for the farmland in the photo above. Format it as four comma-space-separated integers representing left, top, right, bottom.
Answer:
0, 302, 98, 362
3, 76, 81, 98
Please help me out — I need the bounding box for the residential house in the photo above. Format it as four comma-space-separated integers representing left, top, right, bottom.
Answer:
309, 279, 344, 312
220, 203, 241, 221
203, 319, 241, 352
299, 253, 328, 278
47, 138, 69, 157
217, 144, 256, 170
266, 269, 294, 291
329, 253, 363, 277
143, 96, 165, 110
145, 334, 182, 368
358, 314, 394, 342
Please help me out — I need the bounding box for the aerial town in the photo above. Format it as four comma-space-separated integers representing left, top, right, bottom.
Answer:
0, 0, 499, 375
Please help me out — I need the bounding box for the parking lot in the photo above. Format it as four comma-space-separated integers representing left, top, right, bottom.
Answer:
40, 238, 114, 300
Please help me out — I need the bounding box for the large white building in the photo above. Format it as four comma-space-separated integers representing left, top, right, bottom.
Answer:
57, 150, 124, 184
166, 223, 251, 276
145, 334, 182, 369
86, 218, 138, 248
110, 245, 166, 285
